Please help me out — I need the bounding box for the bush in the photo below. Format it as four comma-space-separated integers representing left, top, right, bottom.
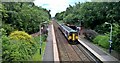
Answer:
2, 39, 35, 61
41, 34, 47, 42
93, 35, 109, 48
9, 31, 32, 40
111, 24, 120, 53
0, 28, 7, 35
113, 33, 120, 53
2, 30, 38, 62
2, 24, 15, 35
93, 35, 101, 44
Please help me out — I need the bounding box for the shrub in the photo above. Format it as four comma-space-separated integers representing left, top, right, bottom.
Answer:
93, 35, 102, 44
41, 34, 47, 42
113, 33, 120, 53
93, 35, 109, 48
2, 30, 37, 62
112, 24, 120, 53
2, 24, 15, 35
2, 39, 34, 61
98, 35, 109, 48
0, 28, 7, 35
9, 31, 32, 40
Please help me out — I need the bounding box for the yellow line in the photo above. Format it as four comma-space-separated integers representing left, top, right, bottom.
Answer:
72, 33, 75, 41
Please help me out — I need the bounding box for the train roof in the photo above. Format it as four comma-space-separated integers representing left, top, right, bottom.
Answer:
61, 24, 77, 32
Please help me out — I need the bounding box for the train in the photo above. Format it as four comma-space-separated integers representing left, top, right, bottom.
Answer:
59, 24, 78, 44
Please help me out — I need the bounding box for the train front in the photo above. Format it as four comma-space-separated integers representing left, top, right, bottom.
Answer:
68, 31, 78, 44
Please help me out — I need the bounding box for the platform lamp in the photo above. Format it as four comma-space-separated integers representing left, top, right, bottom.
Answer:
39, 21, 48, 55
105, 22, 112, 53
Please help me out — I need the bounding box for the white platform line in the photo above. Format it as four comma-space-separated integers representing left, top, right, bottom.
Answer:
51, 24, 60, 62
78, 39, 107, 61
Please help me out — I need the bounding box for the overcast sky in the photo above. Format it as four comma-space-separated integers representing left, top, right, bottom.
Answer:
33, 0, 91, 17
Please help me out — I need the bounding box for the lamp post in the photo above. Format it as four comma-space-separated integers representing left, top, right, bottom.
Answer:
105, 22, 112, 53
39, 24, 42, 54
39, 21, 48, 54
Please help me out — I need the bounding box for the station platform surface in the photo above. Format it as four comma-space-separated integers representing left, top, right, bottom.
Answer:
43, 24, 54, 61
78, 36, 120, 63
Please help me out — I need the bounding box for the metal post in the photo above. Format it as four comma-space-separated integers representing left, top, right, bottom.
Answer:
110, 24, 112, 42
79, 20, 81, 26
40, 24, 42, 54
105, 22, 112, 53
109, 24, 112, 53
39, 21, 47, 55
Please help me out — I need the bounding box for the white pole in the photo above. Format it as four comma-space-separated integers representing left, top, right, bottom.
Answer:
109, 24, 112, 53
110, 24, 112, 41
105, 22, 112, 53
40, 24, 42, 54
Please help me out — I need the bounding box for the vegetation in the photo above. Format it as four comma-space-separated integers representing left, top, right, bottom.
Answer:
2, 28, 37, 61
9, 31, 32, 40
93, 35, 109, 48
1, 2, 50, 62
2, 29, 47, 62
32, 36, 46, 61
1, 2, 51, 34
55, 2, 120, 53
55, 2, 120, 28
33, 43, 46, 61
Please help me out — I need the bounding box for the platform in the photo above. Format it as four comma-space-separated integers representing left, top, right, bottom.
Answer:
43, 24, 54, 61
78, 36, 120, 63
43, 22, 59, 62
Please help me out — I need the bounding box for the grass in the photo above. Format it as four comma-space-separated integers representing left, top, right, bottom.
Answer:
32, 35, 46, 61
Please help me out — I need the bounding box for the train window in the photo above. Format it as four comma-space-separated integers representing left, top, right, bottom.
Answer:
68, 26, 77, 30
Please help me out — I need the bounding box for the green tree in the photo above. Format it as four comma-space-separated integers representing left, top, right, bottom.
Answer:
2, 2, 50, 34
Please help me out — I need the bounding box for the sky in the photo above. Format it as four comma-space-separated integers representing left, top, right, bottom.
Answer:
33, 0, 91, 17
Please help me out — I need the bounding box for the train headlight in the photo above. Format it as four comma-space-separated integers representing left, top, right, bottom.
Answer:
68, 36, 72, 40
76, 36, 78, 39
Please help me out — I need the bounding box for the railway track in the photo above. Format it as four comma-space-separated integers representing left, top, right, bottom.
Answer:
52, 20, 102, 63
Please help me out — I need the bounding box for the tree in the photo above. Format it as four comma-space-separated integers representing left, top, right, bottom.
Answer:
2, 2, 51, 34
